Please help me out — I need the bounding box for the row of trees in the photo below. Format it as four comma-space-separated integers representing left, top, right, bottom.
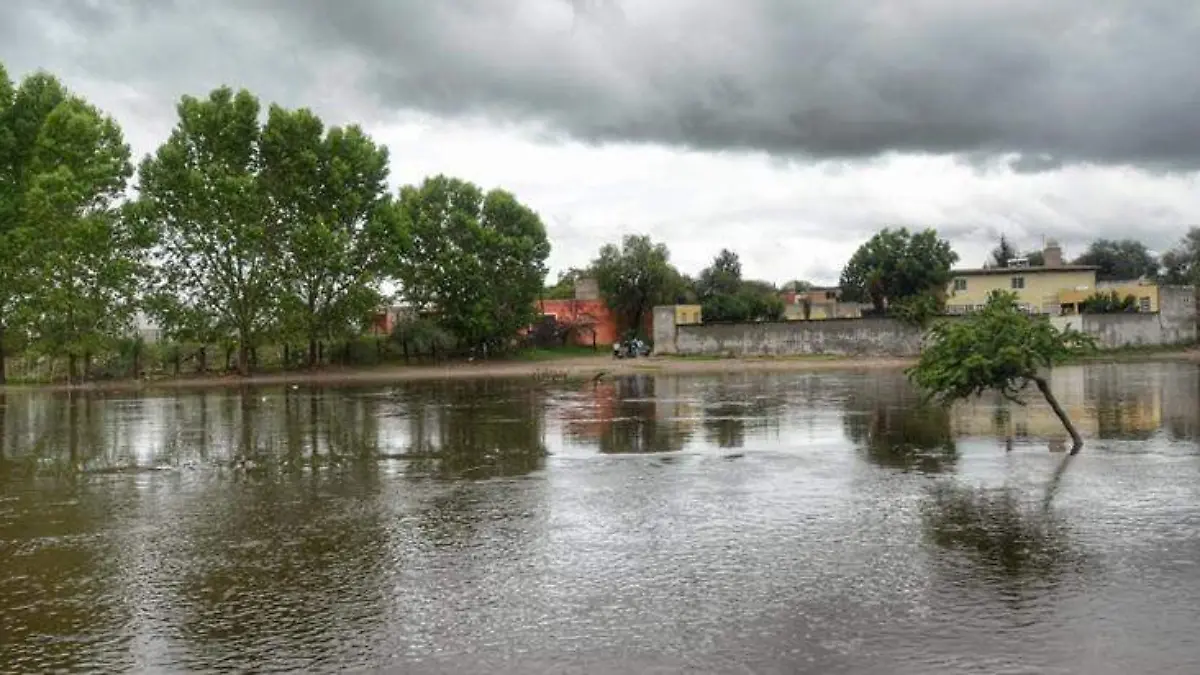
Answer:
989, 233, 1200, 285
545, 236, 789, 336
1, 64, 551, 382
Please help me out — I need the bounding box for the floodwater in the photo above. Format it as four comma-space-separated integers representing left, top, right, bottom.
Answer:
2, 363, 1200, 674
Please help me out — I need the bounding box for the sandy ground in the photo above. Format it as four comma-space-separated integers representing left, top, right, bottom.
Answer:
7, 348, 1199, 393
2, 355, 919, 393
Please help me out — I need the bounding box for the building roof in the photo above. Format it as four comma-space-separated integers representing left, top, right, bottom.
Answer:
951, 265, 1099, 277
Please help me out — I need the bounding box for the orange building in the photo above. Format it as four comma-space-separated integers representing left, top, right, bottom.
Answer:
537, 297, 619, 346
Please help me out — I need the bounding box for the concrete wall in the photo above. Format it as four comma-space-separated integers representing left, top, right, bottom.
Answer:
671, 318, 925, 357
653, 306, 680, 354
655, 286, 1196, 357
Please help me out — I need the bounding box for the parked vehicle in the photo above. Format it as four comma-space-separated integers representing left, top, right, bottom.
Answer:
613, 336, 651, 359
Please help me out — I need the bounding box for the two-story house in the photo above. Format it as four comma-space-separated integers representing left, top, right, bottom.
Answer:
945, 240, 1099, 315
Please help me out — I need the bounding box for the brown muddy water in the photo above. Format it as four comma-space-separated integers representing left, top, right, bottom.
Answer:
2, 363, 1200, 674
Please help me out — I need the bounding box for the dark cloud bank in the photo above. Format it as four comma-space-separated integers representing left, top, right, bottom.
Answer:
4, 0, 1200, 171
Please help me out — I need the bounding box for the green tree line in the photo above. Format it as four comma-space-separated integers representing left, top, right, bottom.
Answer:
1, 65, 551, 382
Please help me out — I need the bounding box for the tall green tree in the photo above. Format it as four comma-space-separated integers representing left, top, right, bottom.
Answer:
137, 87, 279, 375
27, 100, 141, 378
840, 227, 959, 313
908, 291, 1096, 453
1072, 238, 1159, 282
259, 106, 392, 366
989, 234, 1018, 268
1161, 227, 1200, 285
591, 234, 683, 335
0, 67, 140, 382
394, 175, 550, 353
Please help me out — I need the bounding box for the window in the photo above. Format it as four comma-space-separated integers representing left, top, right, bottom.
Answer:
953, 278, 967, 291
1011, 276, 1025, 290
826, 291, 837, 300
1139, 296, 1151, 312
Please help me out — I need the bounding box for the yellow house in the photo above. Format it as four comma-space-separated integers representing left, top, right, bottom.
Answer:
946, 265, 1098, 315
674, 304, 703, 325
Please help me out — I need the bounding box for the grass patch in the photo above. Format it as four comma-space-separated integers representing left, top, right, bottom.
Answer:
509, 345, 607, 361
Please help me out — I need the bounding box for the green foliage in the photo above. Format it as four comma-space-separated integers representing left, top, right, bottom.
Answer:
909, 291, 1096, 404
1160, 227, 1200, 285
989, 234, 1018, 268
695, 249, 784, 322
840, 227, 958, 313
890, 293, 943, 327
1072, 238, 1158, 281
543, 268, 588, 300
0, 67, 142, 381
137, 87, 279, 374
591, 234, 684, 335
1079, 291, 1138, 314
393, 175, 550, 353
390, 316, 455, 359
259, 105, 392, 364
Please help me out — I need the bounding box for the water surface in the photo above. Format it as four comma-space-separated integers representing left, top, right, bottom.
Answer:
2, 363, 1199, 674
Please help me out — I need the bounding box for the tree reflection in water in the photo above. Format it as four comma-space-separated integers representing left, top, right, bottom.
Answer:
921, 467, 1081, 581
843, 378, 957, 474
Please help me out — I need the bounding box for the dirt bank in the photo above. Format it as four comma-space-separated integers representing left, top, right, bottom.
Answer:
8, 348, 1199, 393
2, 355, 917, 393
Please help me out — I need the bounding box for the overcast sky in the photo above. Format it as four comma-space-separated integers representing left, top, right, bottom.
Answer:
4, 0, 1200, 284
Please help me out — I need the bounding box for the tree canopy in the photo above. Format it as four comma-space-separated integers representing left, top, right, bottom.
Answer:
0, 67, 143, 382
988, 235, 1018, 268
591, 234, 685, 336
137, 87, 282, 375
908, 290, 1096, 453
259, 105, 393, 366
393, 175, 550, 354
1160, 227, 1200, 285
696, 249, 784, 322
840, 227, 958, 313
1072, 238, 1159, 282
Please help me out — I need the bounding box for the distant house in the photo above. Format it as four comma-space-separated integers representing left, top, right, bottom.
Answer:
945, 240, 1102, 316
780, 286, 864, 320
370, 305, 417, 336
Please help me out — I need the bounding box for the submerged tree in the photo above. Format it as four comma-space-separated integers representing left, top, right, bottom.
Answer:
908, 291, 1096, 453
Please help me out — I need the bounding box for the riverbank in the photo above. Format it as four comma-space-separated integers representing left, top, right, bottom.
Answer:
2, 354, 914, 392
5, 345, 1199, 392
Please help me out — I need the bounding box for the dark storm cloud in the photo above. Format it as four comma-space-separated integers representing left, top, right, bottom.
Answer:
4, 0, 1200, 169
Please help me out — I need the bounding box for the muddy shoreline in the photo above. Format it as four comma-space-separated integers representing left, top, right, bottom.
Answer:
5, 348, 1198, 393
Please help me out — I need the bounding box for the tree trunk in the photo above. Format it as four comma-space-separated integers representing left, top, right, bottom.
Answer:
68, 354, 78, 383
318, 341, 324, 364
1034, 375, 1083, 454
198, 346, 208, 374
237, 342, 250, 377
308, 337, 318, 369
250, 347, 258, 369
0, 324, 7, 385
225, 347, 233, 372
82, 352, 91, 382
132, 343, 142, 379
173, 349, 181, 376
